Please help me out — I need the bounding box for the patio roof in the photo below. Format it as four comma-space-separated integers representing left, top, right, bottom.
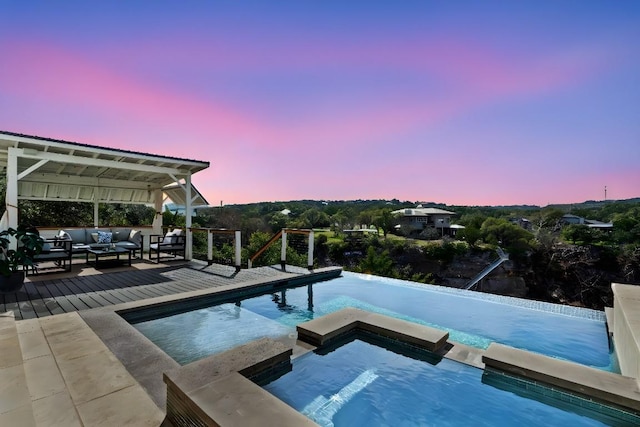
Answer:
0, 130, 211, 258
0, 130, 209, 205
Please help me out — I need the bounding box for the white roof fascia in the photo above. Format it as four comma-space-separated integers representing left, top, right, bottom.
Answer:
17, 148, 186, 176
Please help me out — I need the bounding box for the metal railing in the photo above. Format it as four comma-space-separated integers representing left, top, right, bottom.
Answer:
248, 228, 314, 270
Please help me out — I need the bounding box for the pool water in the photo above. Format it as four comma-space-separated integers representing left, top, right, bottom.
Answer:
132, 272, 615, 370
262, 336, 637, 427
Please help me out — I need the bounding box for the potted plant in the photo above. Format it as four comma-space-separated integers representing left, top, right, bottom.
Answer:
0, 226, 44, 292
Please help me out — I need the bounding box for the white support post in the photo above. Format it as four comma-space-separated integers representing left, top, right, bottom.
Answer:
235, 230, 242, 271
6, 148, 19, 243
307, 230, 314, 269
152, 189, 163, 236
207, 230, 213, 265
280, 230, 287, 270
185, 174, 193, 260
93, 197, 99, 227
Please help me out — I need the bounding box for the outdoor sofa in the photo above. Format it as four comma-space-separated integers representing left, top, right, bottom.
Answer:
56, 227, 144, 257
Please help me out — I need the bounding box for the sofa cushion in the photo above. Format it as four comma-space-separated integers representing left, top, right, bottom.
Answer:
111, 228, 132, 243
115, 241, 139, 250
62, 229, 86, 244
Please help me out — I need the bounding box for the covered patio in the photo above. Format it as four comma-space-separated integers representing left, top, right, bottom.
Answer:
0, 130, 210, 259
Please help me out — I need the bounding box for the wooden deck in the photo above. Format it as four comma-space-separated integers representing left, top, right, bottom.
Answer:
1, 260, 313, 320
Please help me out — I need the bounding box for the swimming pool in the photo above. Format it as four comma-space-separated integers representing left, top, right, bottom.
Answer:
261, 333, 638, 426
132, 272, 616, 369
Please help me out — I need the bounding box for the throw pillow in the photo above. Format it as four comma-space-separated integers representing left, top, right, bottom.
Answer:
91, 233, 99, 243
112, 231, 120, 242
55, 230, 71, 247
162, 230, 176, 245
129, 230, 142, 246
97, 231, 112, 244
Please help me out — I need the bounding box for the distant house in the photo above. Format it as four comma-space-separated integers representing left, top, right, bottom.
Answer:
562, 214, 585, 225
510, 217, 532, 230
391, 206, 457, 236
562, 214, 613, 230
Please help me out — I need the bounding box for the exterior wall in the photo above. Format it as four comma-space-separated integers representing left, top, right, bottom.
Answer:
398, 216, 426, 231
612, 283, 640, 383
430, 214, 451, 227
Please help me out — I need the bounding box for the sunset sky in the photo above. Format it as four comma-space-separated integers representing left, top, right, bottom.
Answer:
1, 1, 638, 207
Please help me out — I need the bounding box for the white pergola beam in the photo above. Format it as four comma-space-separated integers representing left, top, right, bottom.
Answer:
18, 149, 188, 176
19, 173, 166, 190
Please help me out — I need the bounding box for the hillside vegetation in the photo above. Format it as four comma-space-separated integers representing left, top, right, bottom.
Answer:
10, 197, 640, 310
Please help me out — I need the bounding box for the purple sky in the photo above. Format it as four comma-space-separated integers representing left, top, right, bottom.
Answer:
2, 1, 639, 206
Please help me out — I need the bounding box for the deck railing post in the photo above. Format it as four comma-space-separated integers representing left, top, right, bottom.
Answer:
235, 230, 242, 271
281, 230, 287, 270
307, 230, 314, 270
207, 230, 213, 265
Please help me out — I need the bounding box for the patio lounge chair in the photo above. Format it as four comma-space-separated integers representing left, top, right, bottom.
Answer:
28, 238, 73, 275
149, 229, 186, 263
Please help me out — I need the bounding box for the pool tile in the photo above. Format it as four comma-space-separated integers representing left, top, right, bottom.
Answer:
39, 312, 87, 336
0, 403, 36, 427
0, 364, 31, 414
32, 391, 82, 427
76, 384, 164, 427
56, 349, 136, 405
18, 328, 51, 360
15, 318, 42, 334
23, 355, 66, 401
0, 333, 23, 369
45, 328, 107, 361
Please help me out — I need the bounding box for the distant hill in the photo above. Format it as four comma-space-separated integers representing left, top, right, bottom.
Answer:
222, 197, 639, 210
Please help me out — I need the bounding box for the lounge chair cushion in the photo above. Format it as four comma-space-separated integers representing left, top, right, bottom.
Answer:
162, 230, 180, 244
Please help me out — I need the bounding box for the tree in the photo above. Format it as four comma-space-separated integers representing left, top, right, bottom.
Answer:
357, 246, 394, 276
268, 213, 289, 232
562, 224, 594, 244
458, 226, 481, 248
373, 209, 396, 237
480, 217, 533, 253
298, 208, 330, 228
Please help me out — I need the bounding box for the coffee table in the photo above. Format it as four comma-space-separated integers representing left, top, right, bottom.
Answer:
85, 247, 132, 268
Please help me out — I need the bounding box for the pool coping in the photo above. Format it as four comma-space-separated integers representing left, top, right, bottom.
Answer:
483, 342, 640, 413
296, 307, 449, 352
